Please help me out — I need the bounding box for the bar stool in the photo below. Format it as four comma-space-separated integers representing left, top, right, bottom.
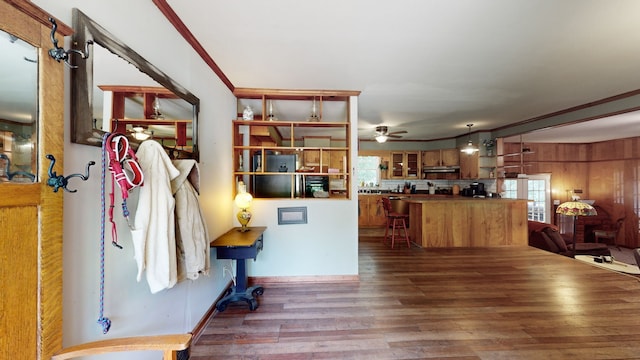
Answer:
380, 197, 410, 248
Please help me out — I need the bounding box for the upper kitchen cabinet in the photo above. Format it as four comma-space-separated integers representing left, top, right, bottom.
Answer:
390, 151, 420, 179
422, 149, 460, 180
233, 88, 359, 199
460, 140, 497, 180
459, 152, 479, 179
422, 149, 459, 167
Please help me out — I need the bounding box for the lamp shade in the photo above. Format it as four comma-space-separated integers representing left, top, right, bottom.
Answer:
556, 201, 597, 217
460, 140, 479, 154
375, 134, 388, 143
460, 124, 478, 154
234, 191, 253, 209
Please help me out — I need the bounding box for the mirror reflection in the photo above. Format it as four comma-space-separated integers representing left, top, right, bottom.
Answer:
92, 45, 194, 152
71, 9, 199, 160
0, 28, 38, 182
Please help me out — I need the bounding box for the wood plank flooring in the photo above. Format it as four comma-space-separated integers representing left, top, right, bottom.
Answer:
191, 236, 640, 359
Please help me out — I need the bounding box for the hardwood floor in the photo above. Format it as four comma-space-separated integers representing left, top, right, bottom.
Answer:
191, 236, 640, 359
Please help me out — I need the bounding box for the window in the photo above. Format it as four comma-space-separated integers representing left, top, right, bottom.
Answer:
502, 174, 551, 223
357, 156, 381, 187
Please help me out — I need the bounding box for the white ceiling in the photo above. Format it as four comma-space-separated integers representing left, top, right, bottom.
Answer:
7, 1, 640, 144
504, 109, 640, 143
164, 0, 640, 143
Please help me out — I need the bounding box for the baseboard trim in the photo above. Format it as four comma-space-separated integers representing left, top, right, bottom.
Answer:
250, 275, 360, 284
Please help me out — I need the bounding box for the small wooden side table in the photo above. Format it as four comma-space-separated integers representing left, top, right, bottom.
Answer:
210, 226, 266, 311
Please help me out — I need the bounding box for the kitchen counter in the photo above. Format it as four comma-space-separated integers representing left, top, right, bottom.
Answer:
403, 198, 528, 248
358, 192, 454, 198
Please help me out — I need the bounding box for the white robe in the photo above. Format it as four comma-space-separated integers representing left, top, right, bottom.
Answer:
171, 159, 210, 281
131, 140, 180, 293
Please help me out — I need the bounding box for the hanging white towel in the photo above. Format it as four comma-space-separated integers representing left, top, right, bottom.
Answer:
131, 140, 180, 293
171, 159, 210, 281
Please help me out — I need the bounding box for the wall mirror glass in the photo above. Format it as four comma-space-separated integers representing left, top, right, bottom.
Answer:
0, 28, 38, 182
71, 8, 200, 160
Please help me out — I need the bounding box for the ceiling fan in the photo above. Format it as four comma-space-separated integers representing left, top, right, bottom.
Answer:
130, 126, 153, 141
374, 126, 407, 143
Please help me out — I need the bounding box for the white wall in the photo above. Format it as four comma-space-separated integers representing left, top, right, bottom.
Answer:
32, 1, 359, 358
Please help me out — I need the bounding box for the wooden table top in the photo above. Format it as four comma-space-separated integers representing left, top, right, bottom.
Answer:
210, 227, 267, 248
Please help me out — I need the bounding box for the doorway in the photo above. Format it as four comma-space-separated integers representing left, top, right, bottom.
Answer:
502, 174, 551, 223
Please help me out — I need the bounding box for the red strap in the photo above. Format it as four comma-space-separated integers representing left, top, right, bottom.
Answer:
105, 133, 144, 248
108, 181, 118, 248
105, 133, 144, 199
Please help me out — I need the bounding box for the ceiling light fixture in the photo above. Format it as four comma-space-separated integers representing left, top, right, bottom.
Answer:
132, 126, 152, 141
375, 134, 389, 143
460, 123, 479, 155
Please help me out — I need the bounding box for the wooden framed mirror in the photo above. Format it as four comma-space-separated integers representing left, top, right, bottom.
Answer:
0, 1, 71, 358
70, 8, 200, 160
0, 22, 38, 182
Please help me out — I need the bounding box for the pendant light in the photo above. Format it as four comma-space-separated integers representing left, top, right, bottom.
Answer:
460, 123, 479, 155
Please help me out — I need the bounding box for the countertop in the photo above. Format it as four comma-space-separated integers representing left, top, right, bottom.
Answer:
357, 192, 452, 196
357, 193, 505, 199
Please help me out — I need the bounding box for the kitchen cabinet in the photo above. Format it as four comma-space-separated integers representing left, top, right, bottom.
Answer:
459, 152, 479, 179
460, 152, 498, 180
302, 137, 331, 169
422, 148, 459, 180
233, 88, 359, 199
422, 148, 459, 167
405, 198, 528, 247
358, 195, 387, 227
390, 151, 420, 179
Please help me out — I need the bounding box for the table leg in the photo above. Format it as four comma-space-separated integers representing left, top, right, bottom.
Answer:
215, 259, 264, 312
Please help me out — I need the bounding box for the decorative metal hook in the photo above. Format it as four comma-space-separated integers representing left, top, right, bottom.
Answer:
0, 154, 35, 181
48, 17, 93, 68
46, 154, 95, 193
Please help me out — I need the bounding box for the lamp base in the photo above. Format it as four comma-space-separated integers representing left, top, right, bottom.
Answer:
237, 209, 252, 232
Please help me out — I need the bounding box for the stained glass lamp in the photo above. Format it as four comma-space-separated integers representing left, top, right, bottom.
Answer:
556, 199, 597, 257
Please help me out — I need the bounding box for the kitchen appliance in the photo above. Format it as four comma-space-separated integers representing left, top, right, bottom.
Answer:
305, 175, 329, 197
461, 182, 486, 197
471, 182, 485, 196
252, 153, 303, 198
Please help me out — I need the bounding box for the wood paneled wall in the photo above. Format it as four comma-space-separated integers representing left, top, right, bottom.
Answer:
505, 138, 640, 248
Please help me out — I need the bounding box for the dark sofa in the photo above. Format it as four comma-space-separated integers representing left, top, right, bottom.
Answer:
528, 221, 611, 257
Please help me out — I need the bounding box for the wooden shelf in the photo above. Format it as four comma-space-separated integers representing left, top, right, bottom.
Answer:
233, 90, 354, 199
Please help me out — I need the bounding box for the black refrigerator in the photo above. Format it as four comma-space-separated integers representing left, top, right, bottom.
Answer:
252, 153, 303, 198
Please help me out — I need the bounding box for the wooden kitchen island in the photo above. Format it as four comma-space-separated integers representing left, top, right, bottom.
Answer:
404, 198, 528, 248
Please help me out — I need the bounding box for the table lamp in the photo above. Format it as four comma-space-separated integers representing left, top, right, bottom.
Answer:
235, 185, 253, 232
556, 197, 597, 257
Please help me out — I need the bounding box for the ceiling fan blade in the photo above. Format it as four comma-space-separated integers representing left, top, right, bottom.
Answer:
388, 134, 403, 138
388, 130, 408, 135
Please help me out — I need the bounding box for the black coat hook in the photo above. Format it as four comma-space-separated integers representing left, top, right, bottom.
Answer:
48, 17, 93, 68
46, 154, 95, 193
0, 154, 35, 181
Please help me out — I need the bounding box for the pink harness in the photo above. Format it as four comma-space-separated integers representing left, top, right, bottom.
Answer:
105, 133, 144, 247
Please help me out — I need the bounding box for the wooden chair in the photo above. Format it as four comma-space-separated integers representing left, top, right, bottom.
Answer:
380, 197, 410, 249
51, 334, 192, 360
594, 217, 624, 247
